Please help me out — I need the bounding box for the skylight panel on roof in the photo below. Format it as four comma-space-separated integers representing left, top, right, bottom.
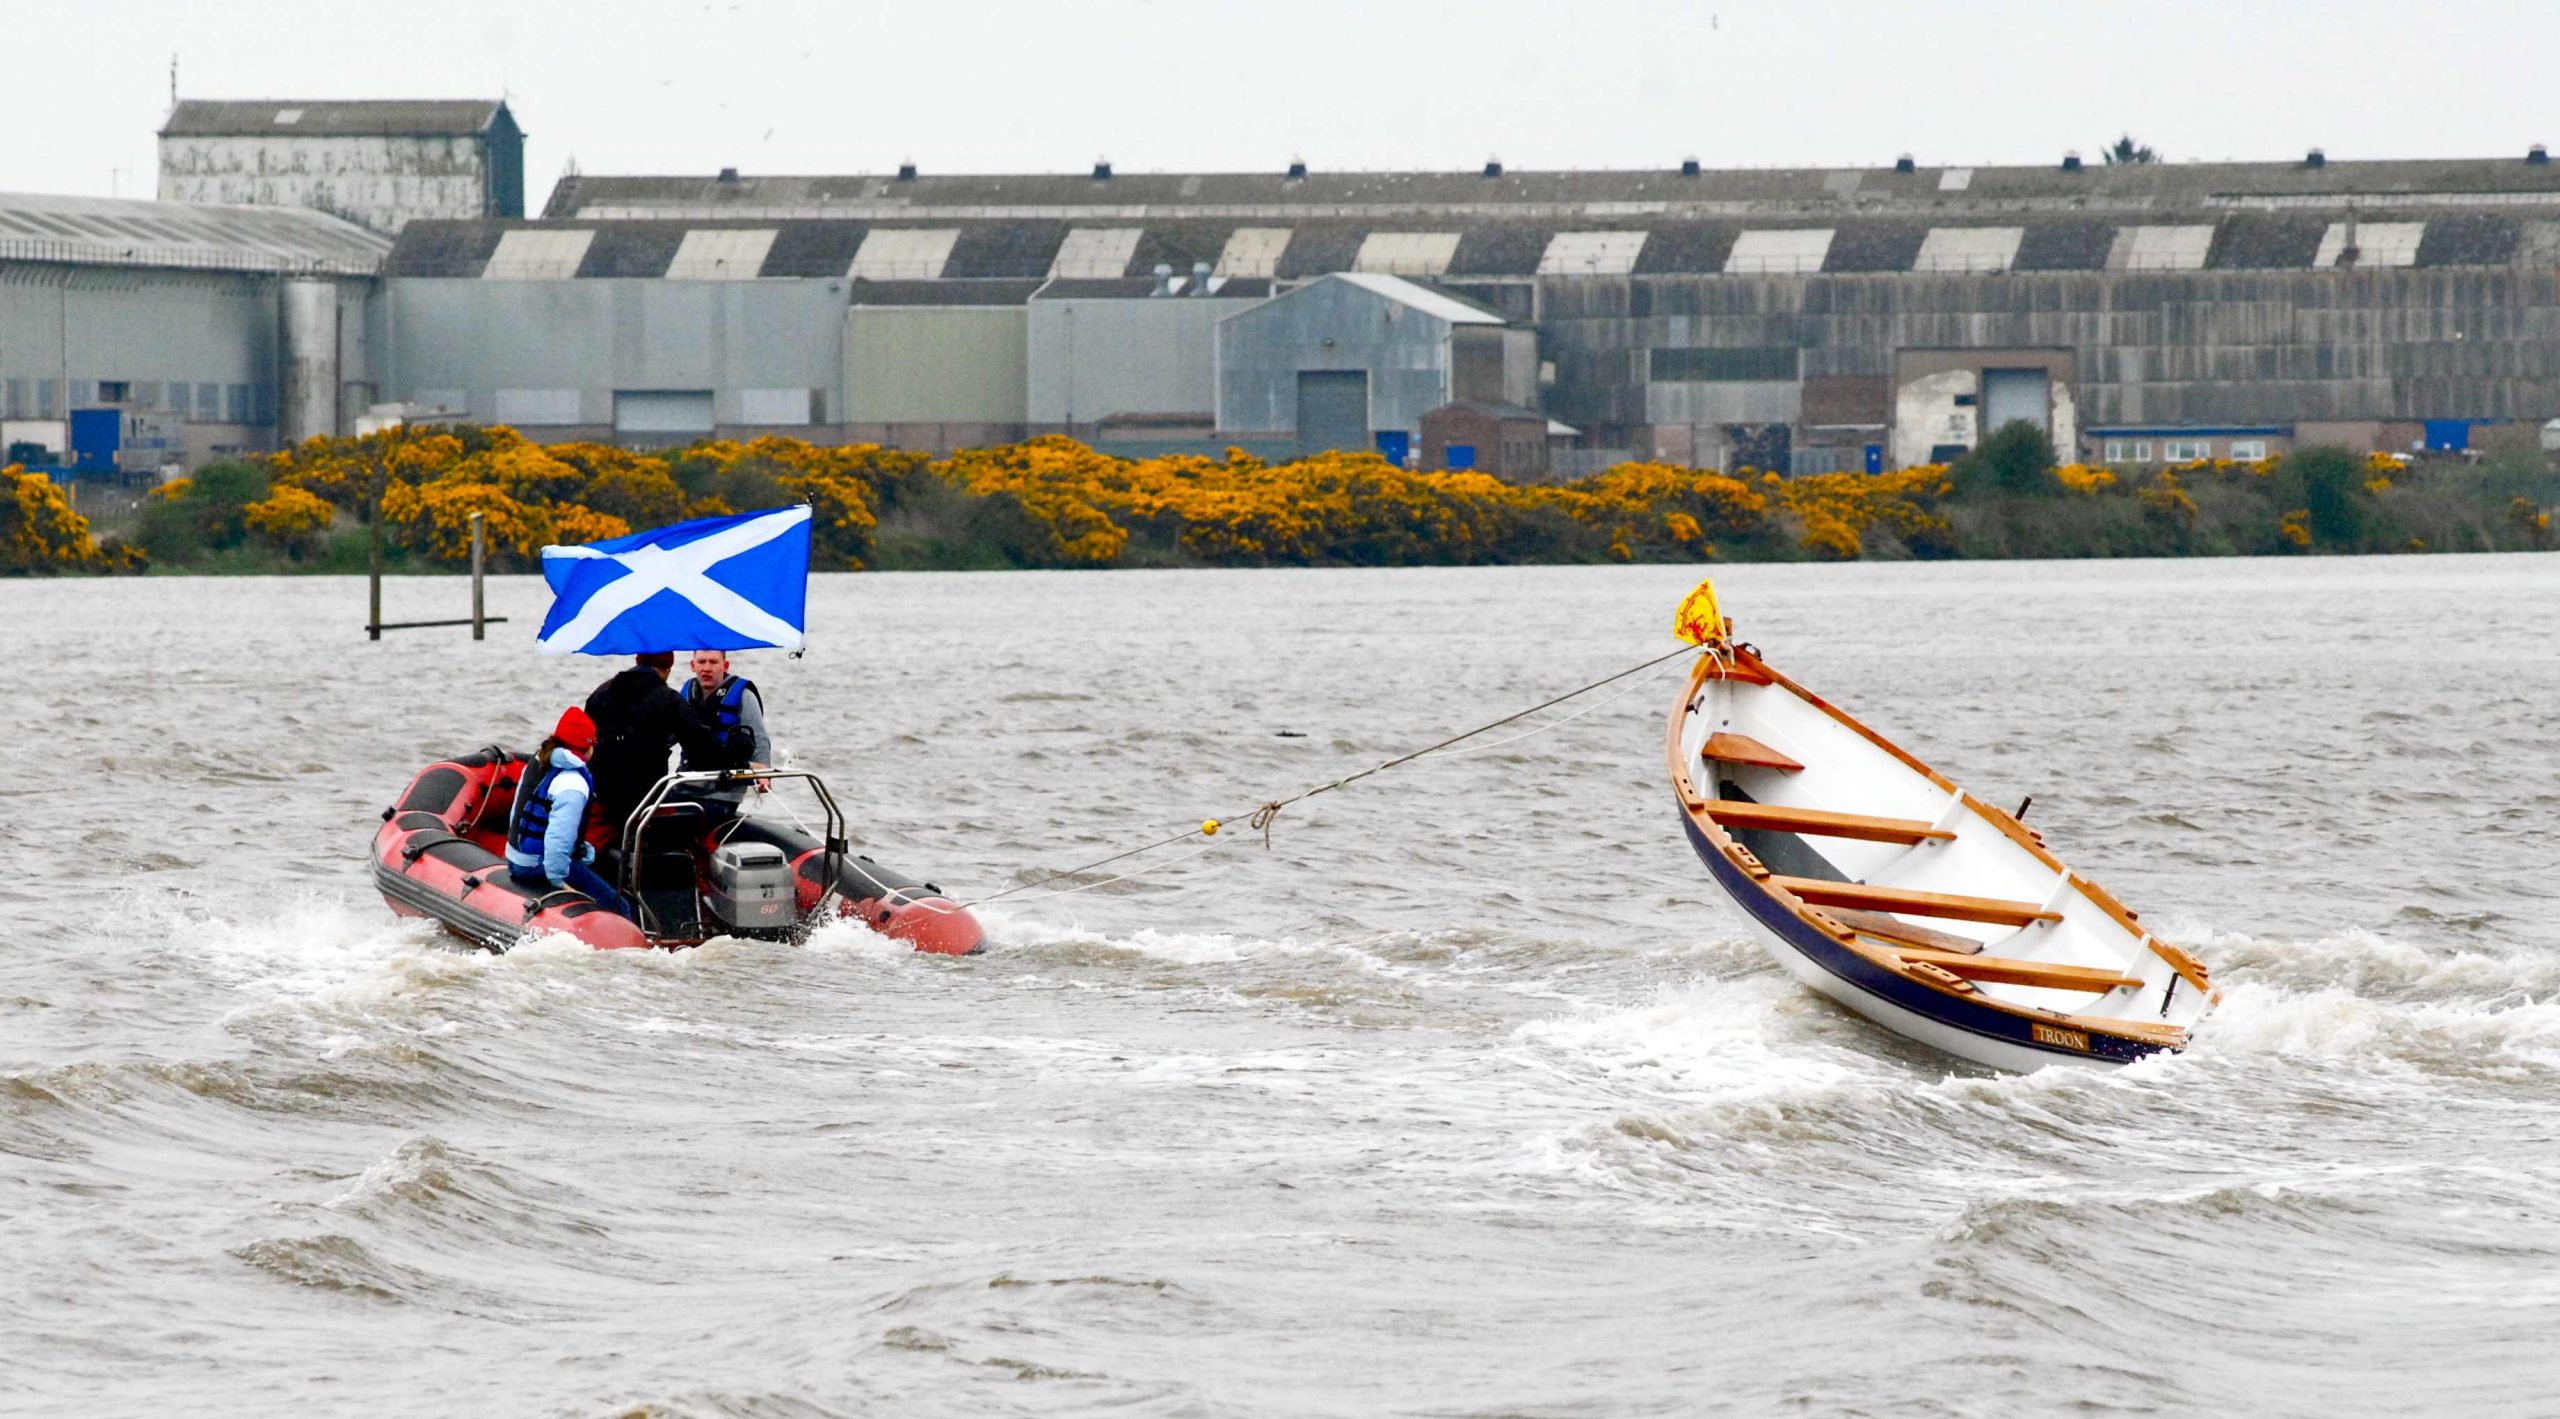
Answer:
848, 228, 960, 280
1725, 229, 1832, 274
1913, 226, 2024, 273
1538, 231, 1649, 276
1050, 227, 1143, 279
2315, 221, 2424, 268
482, 229, 595, 280
2108, 225, 2214, 271
1215, 227, 1291, 278
274, 108, 303, 125
665, 228, 778, 279
1353, 231, 1461, 276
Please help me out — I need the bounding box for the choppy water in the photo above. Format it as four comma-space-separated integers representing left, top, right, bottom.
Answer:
4, 556, 2557, 1416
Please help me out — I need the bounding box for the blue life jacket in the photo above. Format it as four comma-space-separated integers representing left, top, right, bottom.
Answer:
683, 675, 760, 769
509, 757, 595, 861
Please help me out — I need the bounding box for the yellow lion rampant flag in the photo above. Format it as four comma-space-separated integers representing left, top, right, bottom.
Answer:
1673, 577, 1726, 646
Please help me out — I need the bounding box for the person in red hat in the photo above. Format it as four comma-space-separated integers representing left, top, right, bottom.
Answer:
503, 705, 633, 920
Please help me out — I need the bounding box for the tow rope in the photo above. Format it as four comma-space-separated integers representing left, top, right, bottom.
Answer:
957, 641, 1703, 911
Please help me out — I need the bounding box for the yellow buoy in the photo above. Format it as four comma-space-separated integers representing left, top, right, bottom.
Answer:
1201, 819, 1220, 836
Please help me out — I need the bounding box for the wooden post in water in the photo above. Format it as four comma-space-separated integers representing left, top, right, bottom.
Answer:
367, 477, 383, 642
469, 511, 486, 640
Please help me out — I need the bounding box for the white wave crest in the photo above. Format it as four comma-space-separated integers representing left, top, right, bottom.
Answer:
2190, 979, 2560, 1071
2189, 923, 2560, 1001
1512, 975, 1880, 1105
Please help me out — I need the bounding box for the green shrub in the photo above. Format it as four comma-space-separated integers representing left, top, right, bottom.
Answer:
1948, 420, 2057, 499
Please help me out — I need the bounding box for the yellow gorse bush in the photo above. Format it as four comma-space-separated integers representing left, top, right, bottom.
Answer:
260, 426, 1962, 568
232, 425, 2519, 570
2, 464, 120, 573
242, 484, 334, 550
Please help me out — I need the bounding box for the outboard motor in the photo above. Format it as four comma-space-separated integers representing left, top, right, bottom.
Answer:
706, 841, 795, 936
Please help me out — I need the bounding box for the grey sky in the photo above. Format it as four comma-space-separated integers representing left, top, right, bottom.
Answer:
14, 0, 2556, 201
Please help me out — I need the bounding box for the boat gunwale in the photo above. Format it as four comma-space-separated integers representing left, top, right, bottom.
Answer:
1665, 644, 2201, 1056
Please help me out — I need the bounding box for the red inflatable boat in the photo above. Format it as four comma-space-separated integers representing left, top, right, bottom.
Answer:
371, 748, 985, 955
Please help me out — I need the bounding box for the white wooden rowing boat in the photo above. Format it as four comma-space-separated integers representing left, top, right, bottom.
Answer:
1665, 581, 2213, 1071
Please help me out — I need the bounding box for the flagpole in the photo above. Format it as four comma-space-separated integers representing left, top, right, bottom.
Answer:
470, 512, 486, 641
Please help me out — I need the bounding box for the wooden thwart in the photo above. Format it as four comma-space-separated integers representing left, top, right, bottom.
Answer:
1703, 800, 1953, 845
1889, 946, 2143, 994
1770, 875, 2062, 927
1825, 906, 1983, 955
1701, 732, 1803, 773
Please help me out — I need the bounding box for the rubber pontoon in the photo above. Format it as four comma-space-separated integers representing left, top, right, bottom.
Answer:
371, 748, 984, 955
1668, 634, 2213, 1071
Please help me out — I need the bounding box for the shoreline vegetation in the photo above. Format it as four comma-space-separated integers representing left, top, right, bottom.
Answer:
4, 420, 2553, 576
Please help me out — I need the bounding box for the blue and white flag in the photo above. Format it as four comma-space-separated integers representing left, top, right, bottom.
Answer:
536, 505, 811, 656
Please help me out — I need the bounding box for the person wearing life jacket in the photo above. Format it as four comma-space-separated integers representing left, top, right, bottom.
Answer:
681, 649, 771, 774
504, 707, 634, 920
584, 651, 721, 837
672, 648, 774, 819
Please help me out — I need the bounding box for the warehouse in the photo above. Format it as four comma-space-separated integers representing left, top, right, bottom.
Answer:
377, 222, 852, 444
523, 153, 2560, 468
25, 145, 2540, 473
0, 190, 387, 472
1215, 272, 1535, 453
159, 99, 525, 235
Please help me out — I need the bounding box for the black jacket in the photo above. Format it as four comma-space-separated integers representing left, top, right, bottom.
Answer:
584, 668, 719, 827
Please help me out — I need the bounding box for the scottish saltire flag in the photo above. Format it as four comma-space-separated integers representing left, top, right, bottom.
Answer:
536, 504, 811, 656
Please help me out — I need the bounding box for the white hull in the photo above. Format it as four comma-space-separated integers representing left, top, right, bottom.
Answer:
1667, 640, 2213, 1071
1739, 912, 2126, 1073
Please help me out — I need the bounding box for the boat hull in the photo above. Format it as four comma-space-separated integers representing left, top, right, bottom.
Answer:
1665, 642, 2206, 1073
1682, 813, 2154, 1071
371, 750, 984, 955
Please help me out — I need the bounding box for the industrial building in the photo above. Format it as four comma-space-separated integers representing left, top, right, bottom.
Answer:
0, 190, 386, 473
159, 99, 526, 235
498, 153, 2560, 471
1215, 272, 1536, 455
12, 122, 2560, 481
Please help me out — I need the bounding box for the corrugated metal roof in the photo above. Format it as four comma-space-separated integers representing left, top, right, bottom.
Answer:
546, 157, 2560, 222
1032, 275, 1272, 299
1431, 399, 1545, 420
845, 278, 1045, 306
0, 189, 389, 274
379, 211, 2553, 281
1330, 272, 1505, 324
160, 99, 511, 138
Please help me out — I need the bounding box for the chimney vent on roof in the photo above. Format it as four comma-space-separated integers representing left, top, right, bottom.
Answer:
1679, 156, 1701, 177
1482, 158, 1503, 179
1191, 260, 1213, 295
1152, 263, 1173, 297
1894, 153, 1916, 174
2305, 147, 2326, 168
1286, 158, 1307, 180
1092, 159, 1113, 180
2531, 143, 2551, 165
2060, 150, 2082, 172
896, 161, 918, 181
717, 166, 740, 183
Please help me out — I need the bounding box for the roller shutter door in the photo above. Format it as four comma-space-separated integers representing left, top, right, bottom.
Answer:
1981, 369, 2050, 436
1295, 370, 1370, 454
